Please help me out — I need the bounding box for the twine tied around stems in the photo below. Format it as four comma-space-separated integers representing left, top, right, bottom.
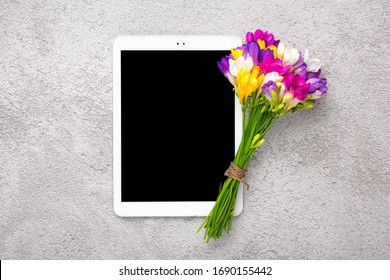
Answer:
224, 162, 250, 189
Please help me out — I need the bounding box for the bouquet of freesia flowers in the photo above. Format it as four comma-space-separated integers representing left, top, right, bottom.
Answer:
198, 29, 328, 243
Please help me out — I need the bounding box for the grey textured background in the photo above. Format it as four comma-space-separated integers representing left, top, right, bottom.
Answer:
0, 0, 389, 260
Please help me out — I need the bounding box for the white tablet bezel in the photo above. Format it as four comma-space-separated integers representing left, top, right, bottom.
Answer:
113, 35, 243, 217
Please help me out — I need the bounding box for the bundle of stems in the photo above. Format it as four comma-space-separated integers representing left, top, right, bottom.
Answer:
198, 96, 280, 243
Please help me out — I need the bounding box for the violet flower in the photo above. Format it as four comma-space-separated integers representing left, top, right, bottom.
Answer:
261, 80, 278, 100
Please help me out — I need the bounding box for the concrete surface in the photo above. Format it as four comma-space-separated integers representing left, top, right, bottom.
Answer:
0, 0, 389, 260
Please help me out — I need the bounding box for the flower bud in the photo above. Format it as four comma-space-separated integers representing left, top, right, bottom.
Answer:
272, 104, 284, 112
303, 103, 314, 109
250, 134, 261, 147
252, 139, 265, 149
277, 42, 285, 60
282, 92, 294, 103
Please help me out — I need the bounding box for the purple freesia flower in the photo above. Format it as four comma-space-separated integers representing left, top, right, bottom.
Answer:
217, 55, 230, 75
306, 69, 321, 79
304, 69, 327, 97
243, 41, 260, 65
261, 80, 278, 99
308, 77, 328, 96
294, 60, 308, 79
296, 68, 308, 79
217, 54, 236, 86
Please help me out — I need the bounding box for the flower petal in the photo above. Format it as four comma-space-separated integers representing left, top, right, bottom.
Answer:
306, 58, 323, 72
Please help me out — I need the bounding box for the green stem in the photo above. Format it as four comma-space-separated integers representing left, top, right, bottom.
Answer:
197, 104, 281, 243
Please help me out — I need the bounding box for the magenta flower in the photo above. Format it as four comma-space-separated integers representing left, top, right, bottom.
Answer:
246, 29, 280, 47
260, 55, 290, 75
283, 72, 310, 100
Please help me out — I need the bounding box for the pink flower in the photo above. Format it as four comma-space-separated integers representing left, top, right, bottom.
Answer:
259, 55, 290, 75
246, 29, 280, 47
282, 72, 310, 100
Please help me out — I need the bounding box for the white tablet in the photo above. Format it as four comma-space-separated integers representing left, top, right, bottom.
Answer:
113, 35, 243, 216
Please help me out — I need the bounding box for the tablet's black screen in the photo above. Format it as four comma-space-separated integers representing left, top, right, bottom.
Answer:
121, 50, 234, 201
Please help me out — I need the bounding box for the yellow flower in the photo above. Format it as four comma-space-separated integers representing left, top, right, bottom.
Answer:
257, 39, 266, 49
258, 39, 277, 58
267, 45, 277, 58
231, 49, 244, 60
237, 66, 264, 104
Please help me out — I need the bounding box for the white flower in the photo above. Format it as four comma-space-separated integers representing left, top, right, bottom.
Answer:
282, 47, 300, 66
229, 56, 253, 77
304, 49, 323, 72
284, 97, 300, 111
277, 42, 285, 60
262, 72, 283, 86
